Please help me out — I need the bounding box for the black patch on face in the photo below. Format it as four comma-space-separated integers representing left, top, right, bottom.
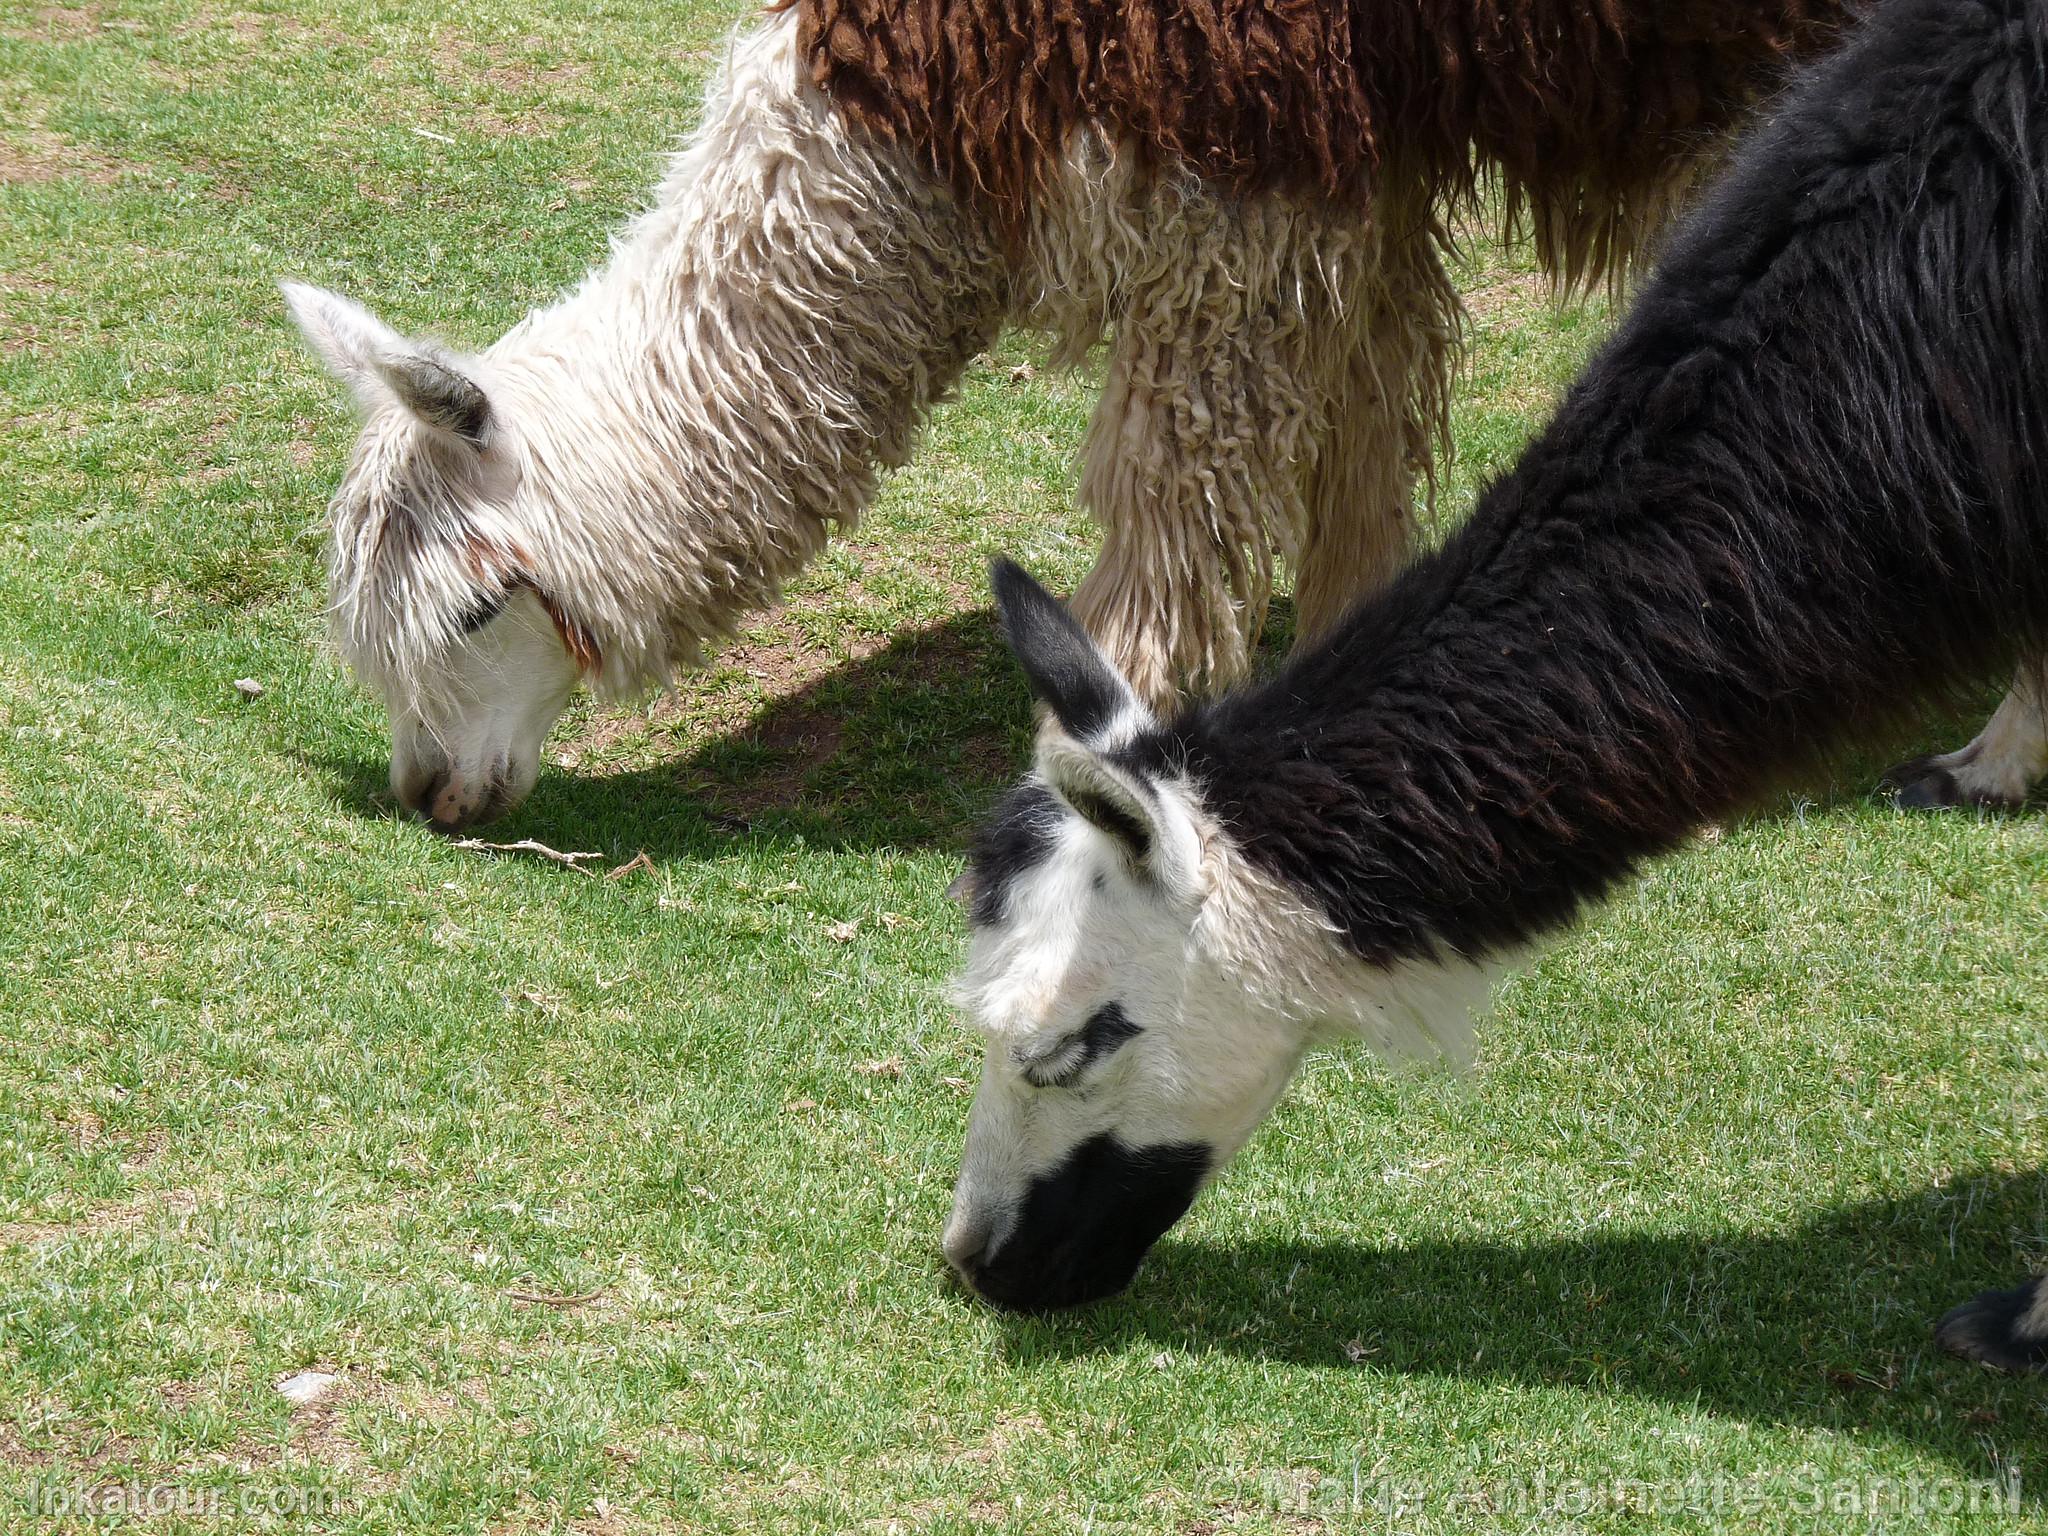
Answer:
990, 558, 1127, 742
961, 1133, 1210, 1312
1935, 1276, 2048, 1375
962, 781, 1066, 927
1082, 1001, 1141, 1057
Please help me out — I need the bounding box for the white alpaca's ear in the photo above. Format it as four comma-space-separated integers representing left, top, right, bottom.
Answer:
371, 349, 493, 446
990, 558, 1150, 746
281, 281, 494, 447
282, 282, 401, 392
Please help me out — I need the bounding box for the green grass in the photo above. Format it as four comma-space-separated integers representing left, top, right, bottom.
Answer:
2, 2, 2044, 1531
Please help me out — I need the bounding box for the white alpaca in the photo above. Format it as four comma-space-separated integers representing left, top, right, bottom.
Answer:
285, 12, 1446, 828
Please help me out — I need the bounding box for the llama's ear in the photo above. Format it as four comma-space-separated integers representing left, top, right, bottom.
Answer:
281, 281, 494, 447
990, 558, 1146, 743
369, 349, 493, 447
1038, 734, 1162, 870
282, 282, 401, 393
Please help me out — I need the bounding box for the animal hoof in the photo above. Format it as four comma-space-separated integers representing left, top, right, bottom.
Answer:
1935, 1283, 2048, 1375
1882, 755, 1963, 809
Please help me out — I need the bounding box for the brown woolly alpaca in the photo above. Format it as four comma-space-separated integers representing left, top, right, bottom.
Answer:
793, 0, 1851, 701
795, 0, 1847, 277
291, 3, 1855, 831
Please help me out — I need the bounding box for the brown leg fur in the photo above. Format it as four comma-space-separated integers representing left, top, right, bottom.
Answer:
1294, 217, 1459, 642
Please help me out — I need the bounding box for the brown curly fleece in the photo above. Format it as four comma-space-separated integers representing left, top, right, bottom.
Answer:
786, 0, 1849, 267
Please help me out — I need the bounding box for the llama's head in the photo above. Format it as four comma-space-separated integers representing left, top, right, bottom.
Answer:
284, 283, 589, 831
942, 561, 1327, 1311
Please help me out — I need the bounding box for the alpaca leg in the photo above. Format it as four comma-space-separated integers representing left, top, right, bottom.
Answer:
1294, 227, 1458, 642
1886, 658, 2048, 810
1069, 284, 1315, 710
1937, 1271, 2048, 1374
1068, 343, 1237, 710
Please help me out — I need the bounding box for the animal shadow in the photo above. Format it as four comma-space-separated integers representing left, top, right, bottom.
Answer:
998, 1169, 2047, 1483
307, 598, 1315, 859
569, 594, 1304, 851
301, 609, 1035, 857
1739, 683, 2044, 823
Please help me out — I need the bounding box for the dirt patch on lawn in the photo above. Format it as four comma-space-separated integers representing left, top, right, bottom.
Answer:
940, 1410, 1049, 1470
7, 4, 110, 44
274, 1375, 376, 1480
0, 1187, 198, 1247
0, 1371, 460, 1496
0, 1418, 55, 1469
0, 272, 69, 357
0, 131, 126, 187
693, 687, 846, 820
428, 32, 589, 93
558, 601, 1022, 840
1459, 268, 1555, 324
216, 9, 342, 46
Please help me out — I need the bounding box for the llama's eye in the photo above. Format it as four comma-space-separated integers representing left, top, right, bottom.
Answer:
1020, 1035, 1089, 1090
454, 589, 509, 635
1019, 1004, 1142, 1090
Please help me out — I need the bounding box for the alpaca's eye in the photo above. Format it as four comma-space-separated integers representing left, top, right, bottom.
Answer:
1020, 1034, 1089, 1090
1019, 1004, 1142, 1090
454, 589, 509, 635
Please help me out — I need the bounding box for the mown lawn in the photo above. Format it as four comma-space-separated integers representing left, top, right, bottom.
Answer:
1, 1, 2043, 1532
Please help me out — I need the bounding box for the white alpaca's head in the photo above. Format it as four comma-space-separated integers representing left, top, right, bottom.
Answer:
941, 561, 1323, 1310
279, 15, 1007, 832
284, 282, 588, 830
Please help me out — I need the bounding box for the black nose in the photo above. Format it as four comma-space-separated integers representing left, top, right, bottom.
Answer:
943, 1223, 991, 1282
956, 1135, 1212, 1312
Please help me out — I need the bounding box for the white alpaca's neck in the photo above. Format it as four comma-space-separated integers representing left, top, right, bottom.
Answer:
486, 15, 1006, 695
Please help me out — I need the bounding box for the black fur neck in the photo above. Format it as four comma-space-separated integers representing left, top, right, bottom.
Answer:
1156, 0, 2048, 968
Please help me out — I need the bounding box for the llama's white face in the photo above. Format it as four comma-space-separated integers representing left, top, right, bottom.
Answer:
942, 562, 1315, 1311
285, 283, 587, 830
382, 590, 584, 830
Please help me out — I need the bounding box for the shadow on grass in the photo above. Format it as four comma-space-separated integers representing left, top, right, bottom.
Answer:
303, 600, 1331, 857
1732, 683, 2045, 824
998, 1168, 2047, 1482
300, 609, 1036, 857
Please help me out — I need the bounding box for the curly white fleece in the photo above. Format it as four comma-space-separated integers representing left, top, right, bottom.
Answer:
315, 10, 1458, 717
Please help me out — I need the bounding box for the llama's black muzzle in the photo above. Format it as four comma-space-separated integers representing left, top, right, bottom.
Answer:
956, 1133, 1211, 1312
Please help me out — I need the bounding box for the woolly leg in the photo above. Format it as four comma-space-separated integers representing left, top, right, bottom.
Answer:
1070, 297, 1314, 709
1294, 230, 1458, 642
1937, 1271, 2048, 1374
1885, 659, 2048, 810
1071, 354, 1226, 708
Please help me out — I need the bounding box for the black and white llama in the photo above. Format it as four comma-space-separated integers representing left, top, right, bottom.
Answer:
943, 0, 2048, 1373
